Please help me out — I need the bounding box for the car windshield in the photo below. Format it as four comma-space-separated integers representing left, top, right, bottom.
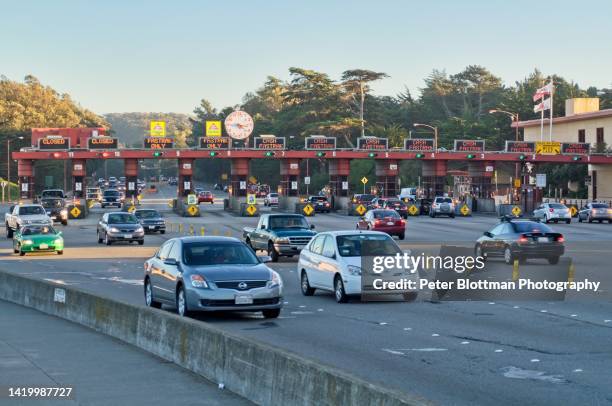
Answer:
135, 210, 159, 219
41, 199, 63, 208
22, 225, 57, 235
309, 196, 327, 201
183, 242, 259, 266
512, 222, 553, 233
372, 210, 400, 219
436, 198, 452, 203
20, 206, 46, 215
42, 191, 63, 198
549, 203, 566, 209
104, 190, 120, 197
269, 193, 278, 198
336, 234, 402, 257
108, 213, 139, 224
356, 194, 375, 201
591, 203, 608, 208
269, 216, 309, 229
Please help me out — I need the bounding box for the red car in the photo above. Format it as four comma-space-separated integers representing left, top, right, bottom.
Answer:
356, 209, 406, 239
198, 191, 214, 204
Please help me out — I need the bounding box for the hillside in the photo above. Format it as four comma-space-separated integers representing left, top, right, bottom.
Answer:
104, 112, 194, 148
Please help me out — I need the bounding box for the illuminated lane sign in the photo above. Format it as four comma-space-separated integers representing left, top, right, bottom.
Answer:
199, 137, 230, 149
404, 138, 434, 151
454, 139, 485, 152
305, 136, 336, 150
254, 137, 286, 150
357, 137, 388, 150
144, 137, 174, 149
38, 136, 70, 150
562, 142, 590, 154
88, 137, 118, 149
505, 141, 535, 153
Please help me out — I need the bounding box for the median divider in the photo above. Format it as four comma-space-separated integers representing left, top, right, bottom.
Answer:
0, 270, 427, 406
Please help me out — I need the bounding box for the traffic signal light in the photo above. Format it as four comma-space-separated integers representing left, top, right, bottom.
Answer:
415, 153, 424, 158
518, 154, 526, 160
572, 156, 582, 161
466, 154, 475, 159
264, 151, 275, 157
209, 151, 218, 157
368, 152, 378, 158
101, 152, 112, 158
316, 152, 326, 157
152, 151, 163, 157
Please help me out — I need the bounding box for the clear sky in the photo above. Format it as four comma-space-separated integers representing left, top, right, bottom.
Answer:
2, 0, 610, 114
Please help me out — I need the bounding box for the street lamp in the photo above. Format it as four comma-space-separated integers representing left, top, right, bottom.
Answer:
489, 109, 520, 141
6, 136, 25, 200
413, 123, 438, 150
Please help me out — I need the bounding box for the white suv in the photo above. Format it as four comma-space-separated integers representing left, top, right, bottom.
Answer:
430, 197, 455, 218
297, 230, 418, 303
533, 203, 571, 224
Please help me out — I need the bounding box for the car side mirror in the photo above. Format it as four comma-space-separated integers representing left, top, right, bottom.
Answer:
258, 255, 272, 263
164, 258, 178, 266
484, 231, 493, 238
310, 224, 315, 230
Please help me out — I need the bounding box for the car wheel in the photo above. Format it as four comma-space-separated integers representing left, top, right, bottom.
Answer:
565, 219, 571, 224
262, 309, 281, 318
548, 256, 560, 265
598, 220, 603, 223
160, 230, 165, 234
578, 215, 582, 223
588, 216, 593, 223
57, 250, 63, 255
176, 285, 191, 317
519, 257, 527, 265
504, 246, 514, 265
475, 244, 486, 261
19, 250, 25, 256
138, 240, 144, 245
104, 233, 112, 245
6, 224, 13, 239
97, 231, 103, 244
398, 232, 405, 240
334, 275, 348, 303
300, 271, 315, 296
268, 242, 279, 262
450, 214, 455, 218
144, 278, 162, 309
62, 220, 68, 226
402, 292, 418, 302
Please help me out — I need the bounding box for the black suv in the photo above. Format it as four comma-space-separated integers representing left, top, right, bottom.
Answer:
40, 197, 68, 225
101, 189, 122, 208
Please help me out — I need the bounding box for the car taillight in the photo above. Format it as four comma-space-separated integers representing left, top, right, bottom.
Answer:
375, 220, 382, 225
400, 219, 406, 225
324, 202, 330, 207
592, 209, 598, 214
557, 235, 564, 243
518, 235, 528, 243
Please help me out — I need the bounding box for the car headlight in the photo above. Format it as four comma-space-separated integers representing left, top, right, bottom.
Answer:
267, 271, 282, 288
190, 274, 208, 288
60, 209, 68, 217
22, 239, 33, 245
135, 226, 144, 233
347, 265, 362, 276
55, 238, 63, 244
109, 227, 120, 233
275, 237, 290, 244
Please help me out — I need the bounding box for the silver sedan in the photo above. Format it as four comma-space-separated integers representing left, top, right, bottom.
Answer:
144, 236, 283, 318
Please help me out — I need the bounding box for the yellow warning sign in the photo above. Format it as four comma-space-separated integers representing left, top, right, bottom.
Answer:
361, 177, 368, 185
570, 206, 578, 217
70, 206, 81, 218
514, 178, 521, 188
205, 120, 222, 137
408, 205, 419, 216
87, 200, 95, 209
168, 200, 174, 208
246, 204, 257, 216
247, 194, 257, 205
355, 204, 367, 216
127, 205, 136, 213
187, 205, 199, 216
150, 121, 166, 137
535, 141, 560, 155
460, 204, 470, 216
511, 205, 522, 217
303, 204, 314, 216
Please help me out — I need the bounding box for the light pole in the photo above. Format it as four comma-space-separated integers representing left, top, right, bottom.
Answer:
489, 109, 520, 141
6, 136, 24, 201
412, 123, 438, 150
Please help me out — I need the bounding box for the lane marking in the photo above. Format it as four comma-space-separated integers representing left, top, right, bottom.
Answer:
501, 366, 566, 384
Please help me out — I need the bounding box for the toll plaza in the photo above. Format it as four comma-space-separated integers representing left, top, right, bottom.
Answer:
12, 128, 612, 217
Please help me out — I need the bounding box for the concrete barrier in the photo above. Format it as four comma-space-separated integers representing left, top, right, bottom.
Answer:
0, 270, 427, 406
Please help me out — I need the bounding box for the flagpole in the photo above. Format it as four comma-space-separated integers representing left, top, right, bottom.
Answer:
540, 103, 544, 142
549, 80, 553, 141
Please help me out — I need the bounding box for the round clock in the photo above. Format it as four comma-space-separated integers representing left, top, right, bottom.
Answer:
224, 111, 254, 140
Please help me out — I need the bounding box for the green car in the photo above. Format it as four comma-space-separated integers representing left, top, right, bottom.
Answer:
13, 225, 64, 256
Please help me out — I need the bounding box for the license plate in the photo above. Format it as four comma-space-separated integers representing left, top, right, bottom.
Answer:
148, 226, 155, 230
39, 243, 48, 249
50, 217, 56, 220
235, 295, 253, 305
123, 234, 133, 238
387, 221, 395, 225
538, 237, 549, 242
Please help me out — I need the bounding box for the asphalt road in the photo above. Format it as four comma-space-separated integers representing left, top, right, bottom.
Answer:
2, 184, 611, 406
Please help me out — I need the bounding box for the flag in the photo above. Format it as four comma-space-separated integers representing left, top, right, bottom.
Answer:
533, 83, 553, 102
534, 97, 551, 113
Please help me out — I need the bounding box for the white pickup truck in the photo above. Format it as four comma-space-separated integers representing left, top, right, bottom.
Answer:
5, 204, 52, 238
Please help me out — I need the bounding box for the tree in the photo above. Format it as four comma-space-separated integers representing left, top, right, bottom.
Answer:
341, 69, 389, 138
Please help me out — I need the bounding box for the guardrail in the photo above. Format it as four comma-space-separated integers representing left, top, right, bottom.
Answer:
0, 270, 428, 406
